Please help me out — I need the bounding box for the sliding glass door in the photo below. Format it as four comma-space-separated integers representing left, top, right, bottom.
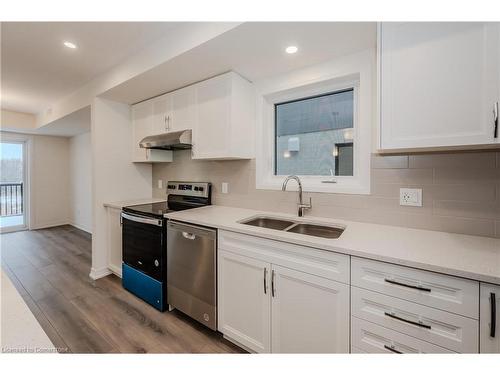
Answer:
0, 141, 27, 232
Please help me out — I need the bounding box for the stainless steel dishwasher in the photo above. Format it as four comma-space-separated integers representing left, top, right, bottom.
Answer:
166, 220, 217, 330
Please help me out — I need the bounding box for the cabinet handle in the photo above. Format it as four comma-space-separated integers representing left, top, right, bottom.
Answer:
494, 102, 498, 139
491, 292, 496, 338
384, 278, 431, 293
167, 115, 171, 131
271, 269, 276, 297
384, 344, 402, 354
384, 312, 431, 330
263, 268, 267, 294
164, 115, 168, 132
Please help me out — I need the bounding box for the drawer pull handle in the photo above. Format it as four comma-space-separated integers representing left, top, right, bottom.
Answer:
384, 278, 431, 293
271, 269, 276, 297
263, 268, 268, 294
384, 344, 402, 354
491, 292, 496, 338
384, 312, 431, 330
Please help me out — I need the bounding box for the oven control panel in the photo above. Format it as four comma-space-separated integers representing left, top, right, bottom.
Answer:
166, 181, 211, 198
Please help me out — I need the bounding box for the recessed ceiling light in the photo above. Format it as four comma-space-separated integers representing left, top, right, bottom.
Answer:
285, 45, 298, 54
63, 41, 77, 49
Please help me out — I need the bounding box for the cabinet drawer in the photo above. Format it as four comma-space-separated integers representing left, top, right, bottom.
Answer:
352, 287, 478, 353
351, 257, 479, 318
352, 317, 454, 353
219, 230, 349, 284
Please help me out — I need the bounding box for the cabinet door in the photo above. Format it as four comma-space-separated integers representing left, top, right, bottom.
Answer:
107, 207, 122, 276
171, 85, 196, 132
193, 74, 230, 159
152, 94, 171, 135
380, 22, 500, 150
218, 250, 271, 353
480, 283, 500, 353
131, 101, 153, 162
270, 265, 349, 353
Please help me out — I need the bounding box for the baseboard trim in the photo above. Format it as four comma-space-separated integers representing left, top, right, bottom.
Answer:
68, 222, 92, 234
30, 220, 70, 230
89, 267, 112, 280
108, 264, 122, 278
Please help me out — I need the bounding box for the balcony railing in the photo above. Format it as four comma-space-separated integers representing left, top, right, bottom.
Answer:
0, 183, 23, 217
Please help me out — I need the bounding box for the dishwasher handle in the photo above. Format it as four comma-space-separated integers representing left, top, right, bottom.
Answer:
182, 232, 196, 240
167, 220, 216, 240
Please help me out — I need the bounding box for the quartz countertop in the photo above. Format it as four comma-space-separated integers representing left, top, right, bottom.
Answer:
165, 205, 500, 284
103, 198, 166, 210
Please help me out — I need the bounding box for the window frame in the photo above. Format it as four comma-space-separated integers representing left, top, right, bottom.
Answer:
255, 59, 372, 195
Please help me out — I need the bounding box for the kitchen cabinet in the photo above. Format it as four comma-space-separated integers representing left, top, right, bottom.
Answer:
106, 206, 122, 277
152, 86, 196, 135
131, 100, 173, 163
379, 22, 500, 152
218, 250, 271, 353
193, 72, 255, 160
271, 265, 349, 353
480, 283, 500, 353
217, 230, 349, 353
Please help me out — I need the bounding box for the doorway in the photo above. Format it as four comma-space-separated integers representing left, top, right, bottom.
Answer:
0, 140, 28, 232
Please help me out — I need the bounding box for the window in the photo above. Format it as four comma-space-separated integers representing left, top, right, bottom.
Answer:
255, 52, 373, 195
275, 89, 354, 177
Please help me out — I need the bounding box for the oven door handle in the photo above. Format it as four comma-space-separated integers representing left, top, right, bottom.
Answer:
121, 212, 163, 227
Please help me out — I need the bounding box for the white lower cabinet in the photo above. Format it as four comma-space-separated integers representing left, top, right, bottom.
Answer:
217, 250, 271, 353
271, 265, 349, 353
217, 230, 350, 353
351, 286, 479, 353
352, 317, 454, 354
480, 283, 500, 353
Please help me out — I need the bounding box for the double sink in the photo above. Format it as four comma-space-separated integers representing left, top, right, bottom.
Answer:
239, 216, 345, 239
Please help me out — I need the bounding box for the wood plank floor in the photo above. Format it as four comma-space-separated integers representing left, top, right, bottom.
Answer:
1, 225, 245, 354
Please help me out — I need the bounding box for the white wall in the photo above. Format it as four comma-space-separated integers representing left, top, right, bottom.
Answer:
90, 98, 152, 279
30, 134, 70, 229
69, 132, 92, 233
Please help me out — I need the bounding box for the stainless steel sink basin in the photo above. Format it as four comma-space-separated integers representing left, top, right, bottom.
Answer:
285, 223, 344, 239
240, 216, 296, 230
239, 215, 345, 239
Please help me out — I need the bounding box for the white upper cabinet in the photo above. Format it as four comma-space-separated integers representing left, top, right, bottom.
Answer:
131, 100, 172, 163
131, 71, 255, 162
171, 85, 196, 132
152, 86, 196, 135
193, 72, 255, 160
379, 22, 500, 151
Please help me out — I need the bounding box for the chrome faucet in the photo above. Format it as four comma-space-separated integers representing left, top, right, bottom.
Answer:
281, 175, 312, 217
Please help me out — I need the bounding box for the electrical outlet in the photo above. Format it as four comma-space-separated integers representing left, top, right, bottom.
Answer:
221, 182, 229, 194
400, 188, 422, 207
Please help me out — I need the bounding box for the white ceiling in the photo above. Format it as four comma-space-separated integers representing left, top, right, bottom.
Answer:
1, 22, 181, 114
102, 22, 377, 104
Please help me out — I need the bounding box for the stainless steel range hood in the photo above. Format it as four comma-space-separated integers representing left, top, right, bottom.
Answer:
139, 129, 192, 150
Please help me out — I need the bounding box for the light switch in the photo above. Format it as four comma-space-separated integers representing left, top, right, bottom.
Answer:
221, 182, 229, 194
158, 179, 163, 189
